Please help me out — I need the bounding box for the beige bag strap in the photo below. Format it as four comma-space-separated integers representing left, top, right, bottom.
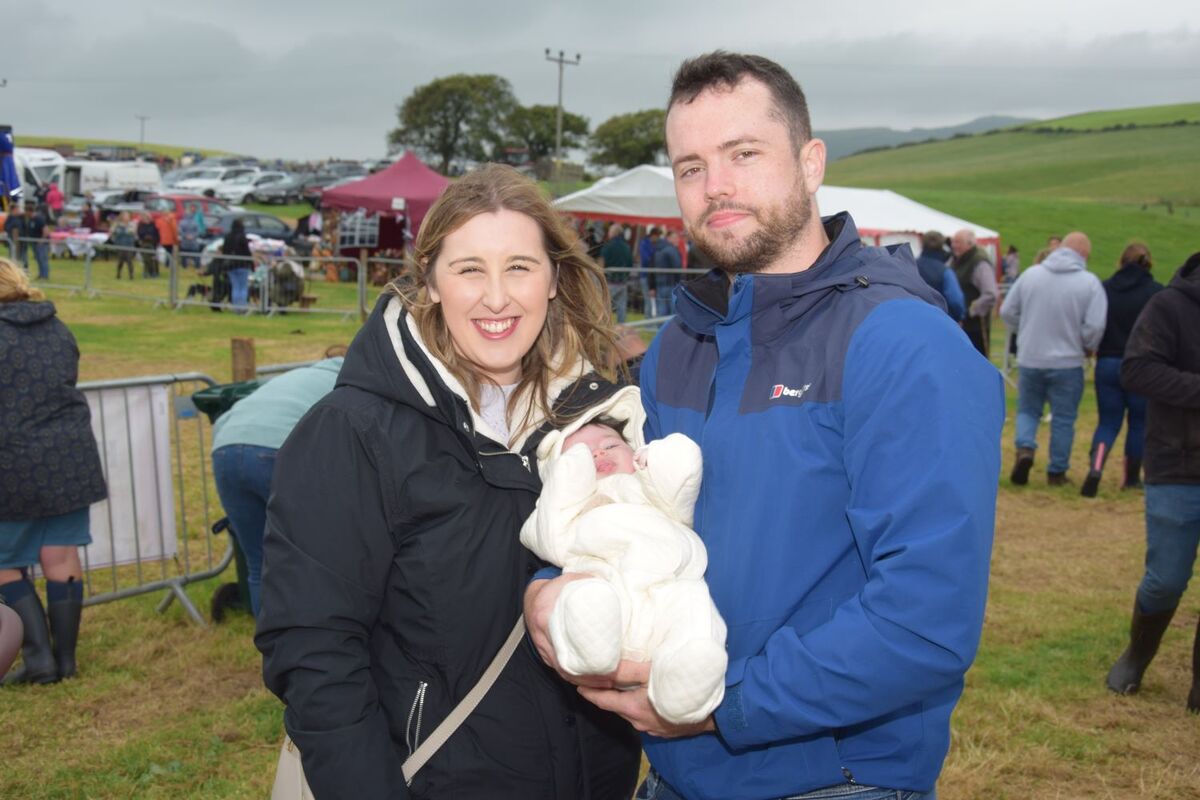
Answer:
401, 615, 527, 786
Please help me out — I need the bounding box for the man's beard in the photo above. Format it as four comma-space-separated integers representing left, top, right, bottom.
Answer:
687, 188, 813, 275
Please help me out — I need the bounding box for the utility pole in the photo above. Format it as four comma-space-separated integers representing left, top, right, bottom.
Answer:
135, 114, 150, 147
544, 49, 580, 184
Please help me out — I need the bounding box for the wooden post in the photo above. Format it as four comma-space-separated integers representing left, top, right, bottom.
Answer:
231, 338, 256, 382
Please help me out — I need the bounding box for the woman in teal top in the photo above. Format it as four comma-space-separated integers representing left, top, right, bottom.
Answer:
211, 357, 342, 616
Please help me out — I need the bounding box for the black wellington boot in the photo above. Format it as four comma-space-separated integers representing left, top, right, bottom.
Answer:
1106, 603, 1176, 695
1122, 457, 1144, 490
0, 583, 60, 686
1188, 616, 1200, 714
46, 578, 83, 680
1081, 443, 1108, 498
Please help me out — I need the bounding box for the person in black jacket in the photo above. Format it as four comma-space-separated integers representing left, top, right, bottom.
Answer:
135, 213, 160, 278
1081, 243, 1163, 497
0, 259, 107, 685
1106, 251, 1200, 713
255, 164, 640, 799
221, 218, 253, 310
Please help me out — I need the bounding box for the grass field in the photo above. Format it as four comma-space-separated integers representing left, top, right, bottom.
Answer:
1016, 103, 1200, 131
825, 109, 1200, 279
3, 280, 1198, 799
17, 135, 230, 160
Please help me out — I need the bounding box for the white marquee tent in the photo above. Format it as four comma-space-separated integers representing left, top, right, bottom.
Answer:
555, 165, 1001, 262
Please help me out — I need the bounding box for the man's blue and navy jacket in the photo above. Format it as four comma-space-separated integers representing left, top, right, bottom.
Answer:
639, 213, 1004, 798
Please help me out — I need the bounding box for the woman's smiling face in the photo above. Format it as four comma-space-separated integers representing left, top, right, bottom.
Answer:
428, 208, 557, 385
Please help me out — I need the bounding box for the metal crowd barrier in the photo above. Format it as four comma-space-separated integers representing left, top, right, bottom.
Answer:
75, 372, 231, 626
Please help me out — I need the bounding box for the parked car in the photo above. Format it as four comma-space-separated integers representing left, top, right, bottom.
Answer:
172, 166, 260, 197
252, 174, 312, 205
303, 174, 363, 207
144, 194, 233, 235
206, 211, 297, 244
214, 171, 291, 204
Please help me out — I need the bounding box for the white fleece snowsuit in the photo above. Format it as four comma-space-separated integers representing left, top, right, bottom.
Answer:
520, 386, 727, 725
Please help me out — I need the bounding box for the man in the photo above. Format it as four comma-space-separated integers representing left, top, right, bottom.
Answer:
3, 204, 27, 268
950, 228, 998, 357
600, 223, 633, 323
1000, 232, 1107, 486
1105, 251, 1200, 712
639, 227, 662, 316
652, 229, 684, 317
916, 230, 965, 321
526, 51, 1003, 800
25, 205, 51, 281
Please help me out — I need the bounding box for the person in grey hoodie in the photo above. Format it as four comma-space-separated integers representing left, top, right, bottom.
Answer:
1000, 232, 1107, 485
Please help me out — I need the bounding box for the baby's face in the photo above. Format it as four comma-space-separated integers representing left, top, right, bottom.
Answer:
563, 424, 636, 477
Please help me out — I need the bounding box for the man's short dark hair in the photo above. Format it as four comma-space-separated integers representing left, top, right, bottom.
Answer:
922, 231, 946, 251
648, 226, 660, 237
668, 51, 812, 151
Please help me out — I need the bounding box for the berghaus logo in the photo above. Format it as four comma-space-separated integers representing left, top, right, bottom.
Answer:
770, 383, 812, 400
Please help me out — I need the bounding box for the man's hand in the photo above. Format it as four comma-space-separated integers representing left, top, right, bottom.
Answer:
524, 574, 615, 688
578, 660, 716, 739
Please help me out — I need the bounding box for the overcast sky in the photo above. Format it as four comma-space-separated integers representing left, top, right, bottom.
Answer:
3, 0, 1197, 160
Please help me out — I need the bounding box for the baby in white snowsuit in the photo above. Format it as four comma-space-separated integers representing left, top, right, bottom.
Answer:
520, 386, 727, 725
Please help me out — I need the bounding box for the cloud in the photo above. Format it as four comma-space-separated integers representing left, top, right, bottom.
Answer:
2, 0, 1196, 159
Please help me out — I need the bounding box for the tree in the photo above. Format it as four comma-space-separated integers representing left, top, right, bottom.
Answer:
388, 74, 518, 174
504, 104, 589, 162
589, 109, 668, 169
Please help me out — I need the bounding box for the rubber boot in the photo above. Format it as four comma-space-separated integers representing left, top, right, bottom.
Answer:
1122, 457, 1143, 490
1188, 616, 1200, 714
1106, 603, 1176, 695
46, 578, 83, 680
1081, 442, 1107, 498
0, 581, 59, 686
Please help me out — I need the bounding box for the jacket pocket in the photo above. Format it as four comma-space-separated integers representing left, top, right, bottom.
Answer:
405, 680, 429, 756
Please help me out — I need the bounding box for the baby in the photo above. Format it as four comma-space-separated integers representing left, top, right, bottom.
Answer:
520, 386, 727, 725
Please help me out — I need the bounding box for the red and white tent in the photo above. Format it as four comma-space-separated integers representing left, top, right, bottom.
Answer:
554, 165, 1001, 262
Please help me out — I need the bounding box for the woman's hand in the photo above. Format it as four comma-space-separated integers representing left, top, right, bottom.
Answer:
523, 574, 616, 689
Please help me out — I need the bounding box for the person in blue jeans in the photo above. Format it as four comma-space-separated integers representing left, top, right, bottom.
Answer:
1081, 243, 1162, 497
652, 230, 683, 317
220, 218, 253, 310
1000, 233, 1108, 485
1105, 251, 1200, 713
210, 356, 343, 616
25, 206, 51, 280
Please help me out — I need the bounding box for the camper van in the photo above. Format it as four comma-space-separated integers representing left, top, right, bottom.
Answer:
11, 147, 66, 202
64, 160, 163, 196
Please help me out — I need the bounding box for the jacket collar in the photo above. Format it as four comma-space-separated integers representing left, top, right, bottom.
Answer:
675, 212, 938, 339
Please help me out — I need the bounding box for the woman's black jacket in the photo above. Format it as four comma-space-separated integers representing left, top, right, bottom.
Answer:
256, 296, 640, 800
0, 301, 107, 520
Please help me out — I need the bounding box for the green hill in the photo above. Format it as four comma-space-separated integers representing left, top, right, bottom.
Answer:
1017, 102, 1200, 131
825, 106, 1200, 277
15, 134, 229, 159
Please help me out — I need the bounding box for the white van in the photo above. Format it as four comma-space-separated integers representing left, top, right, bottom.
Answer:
64, 160, 163, 196
11, 147, 66, 202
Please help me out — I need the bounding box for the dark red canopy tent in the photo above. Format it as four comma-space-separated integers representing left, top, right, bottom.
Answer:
320, 152, 449, 236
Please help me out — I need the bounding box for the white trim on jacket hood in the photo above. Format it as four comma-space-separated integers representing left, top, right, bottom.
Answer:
382, 295, 592, 450
533, 384, 647, 481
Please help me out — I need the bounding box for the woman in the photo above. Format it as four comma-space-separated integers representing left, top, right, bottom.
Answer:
1082, 242, 1163, 497
0, 259, 107, 685
109, 211, 137, 279
255, 164, 640, 799
221, 218, 253, 310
